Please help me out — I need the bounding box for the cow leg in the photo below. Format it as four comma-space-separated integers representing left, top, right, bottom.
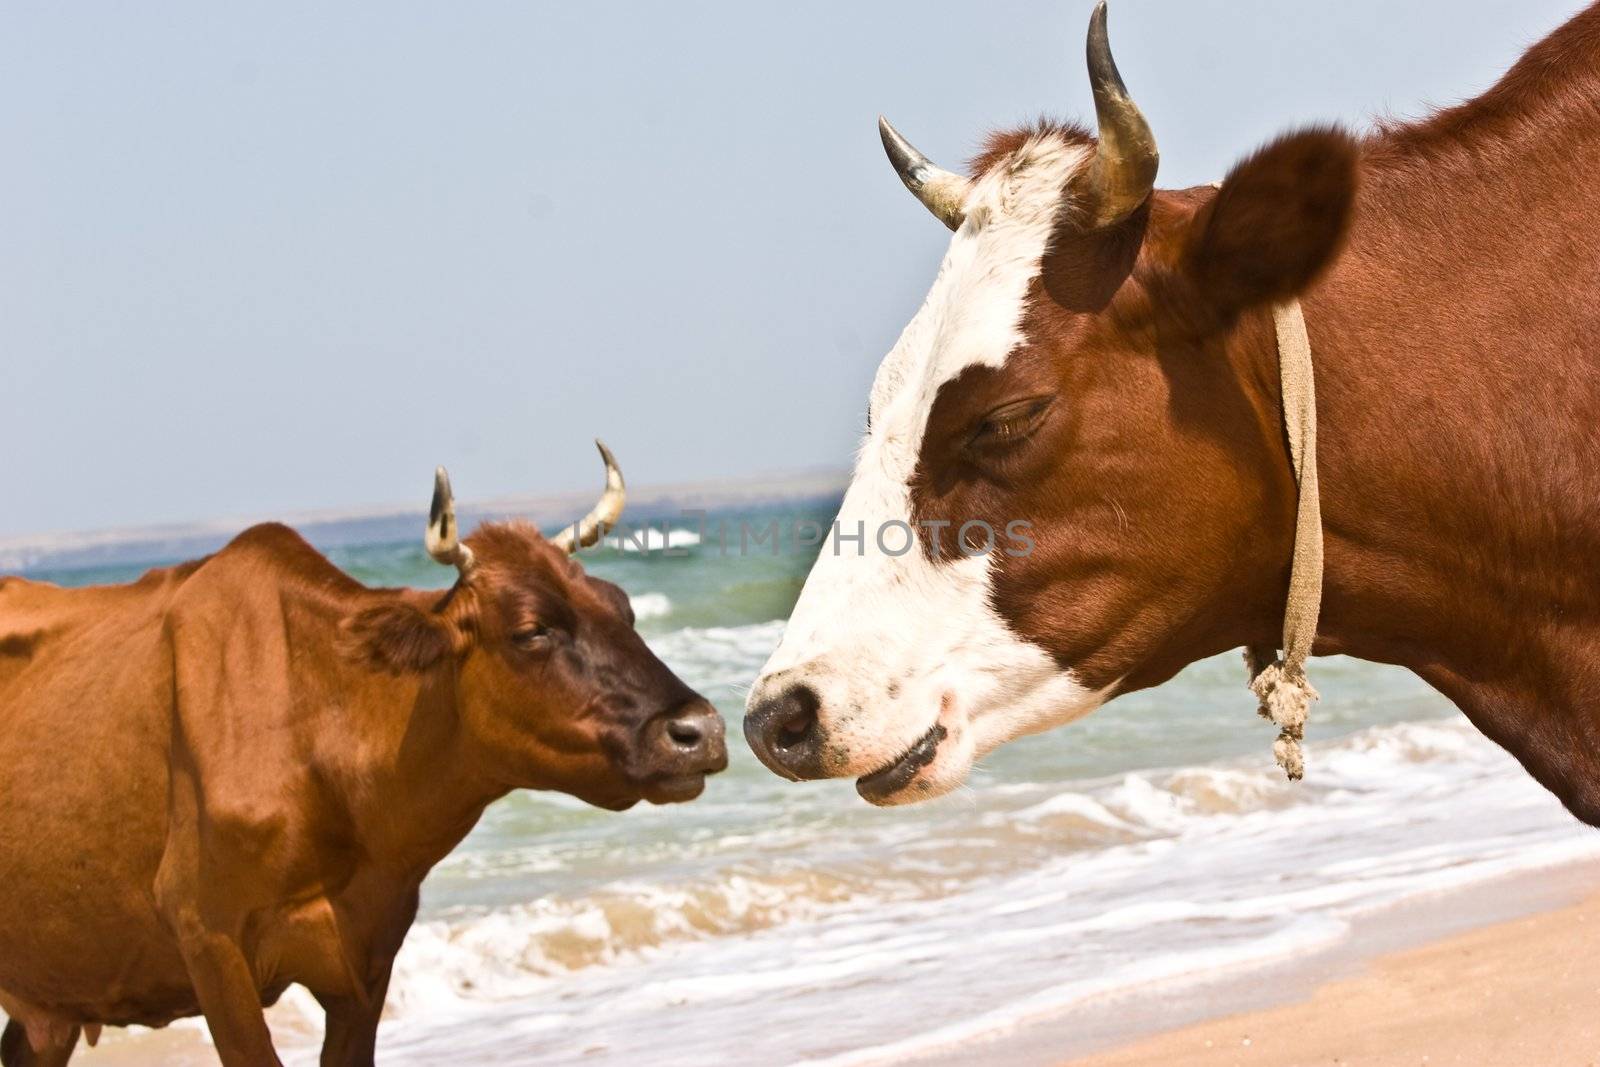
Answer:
0, 1020, 79, 1067
171, 923, 283, 1067
0, 1022, 18, 1067
315, 973, 391, 1067
315, 887, 414, 1067
156, 769, 281, 1066
315, 936, 403, 1067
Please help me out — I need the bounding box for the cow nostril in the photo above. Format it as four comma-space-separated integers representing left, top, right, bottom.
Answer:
666, 718, 704, 748
772, 684, 820, 751
745, 682, 826, 780
776, 708, 815, 749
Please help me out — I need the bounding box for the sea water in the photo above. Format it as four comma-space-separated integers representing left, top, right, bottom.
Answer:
28, 503, 1600, 1065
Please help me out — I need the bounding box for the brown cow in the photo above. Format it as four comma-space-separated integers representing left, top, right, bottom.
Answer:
746, 2, 1600, 828
0, 444, 726, 1066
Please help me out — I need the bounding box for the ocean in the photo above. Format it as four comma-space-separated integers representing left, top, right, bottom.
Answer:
26, 502, 1600, 1066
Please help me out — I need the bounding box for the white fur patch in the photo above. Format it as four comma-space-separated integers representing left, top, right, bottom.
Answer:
749, 132, 1107, 803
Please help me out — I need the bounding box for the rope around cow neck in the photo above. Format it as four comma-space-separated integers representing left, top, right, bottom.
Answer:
1244, 298, 1324, 781
1202, 179, 1324, 780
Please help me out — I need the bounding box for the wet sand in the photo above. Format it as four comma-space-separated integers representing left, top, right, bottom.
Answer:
47, 860, 1600, 1066
1066, 885, 1600, 1067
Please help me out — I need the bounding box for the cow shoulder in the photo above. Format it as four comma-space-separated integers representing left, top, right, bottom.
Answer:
160, 524, 362, 861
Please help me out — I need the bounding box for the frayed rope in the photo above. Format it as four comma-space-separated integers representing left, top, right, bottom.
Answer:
1245, 647, 1318, 781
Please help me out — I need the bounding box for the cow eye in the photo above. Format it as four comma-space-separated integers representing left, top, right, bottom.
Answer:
969, 397, 1052, 450
512, 624, 552, 651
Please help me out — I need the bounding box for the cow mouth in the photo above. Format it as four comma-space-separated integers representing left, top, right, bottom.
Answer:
856, 723, 948, 803
640, 771, 711, 804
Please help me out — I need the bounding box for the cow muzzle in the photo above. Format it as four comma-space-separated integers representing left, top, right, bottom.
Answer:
637, 699, 728, 803
744, 679, 957, 805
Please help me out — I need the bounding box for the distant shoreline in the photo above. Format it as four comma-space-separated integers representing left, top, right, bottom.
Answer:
0, 467, 847, 575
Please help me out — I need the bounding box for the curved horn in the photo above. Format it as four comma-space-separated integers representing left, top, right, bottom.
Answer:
549, 439, 627, 554
425, 466, 476, 578
878, 116, 972, 231
1083, 1, 1159, 229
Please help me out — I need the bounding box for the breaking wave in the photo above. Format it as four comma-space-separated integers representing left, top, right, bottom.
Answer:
627, 592, 672, 622
346, 717, 1599, 1067
609, 528, 702, 553
44, 509, 1600, 1067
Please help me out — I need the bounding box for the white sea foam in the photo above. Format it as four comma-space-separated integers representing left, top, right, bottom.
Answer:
610, 528, 702, 552
41, 517, 1597, 1067
628, 592, 672, 621
646, 619, 788, 695
260, 717, 1600, 1066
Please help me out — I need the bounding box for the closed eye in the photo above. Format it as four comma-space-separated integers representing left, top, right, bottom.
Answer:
968, 396, 1053, 451
512, 623, 553, 651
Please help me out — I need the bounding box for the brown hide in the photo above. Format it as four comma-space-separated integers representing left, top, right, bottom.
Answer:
0, 522, 724, 1065
915, 10, 1600, 824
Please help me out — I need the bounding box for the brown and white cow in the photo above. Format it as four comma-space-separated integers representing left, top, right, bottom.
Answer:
746, 2, 1600, 827
0, 444, 726, 1067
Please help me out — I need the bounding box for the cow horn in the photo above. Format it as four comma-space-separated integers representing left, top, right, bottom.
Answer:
425, 466, 476, 578
549, 440, 626, 554
878, 116, 971, 231
1083, 1, 1159, 229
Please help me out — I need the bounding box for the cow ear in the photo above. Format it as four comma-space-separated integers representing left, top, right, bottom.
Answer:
340, 602, 454, 673
1184, 126, 1358, 317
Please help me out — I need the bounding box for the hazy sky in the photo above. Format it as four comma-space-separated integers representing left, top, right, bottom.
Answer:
1, 0, 1585, 538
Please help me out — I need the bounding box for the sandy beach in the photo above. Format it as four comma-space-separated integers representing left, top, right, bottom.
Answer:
20, 514, 1600, 1067
1068, 885, 1600, 1067
64, 859, 1600, 1066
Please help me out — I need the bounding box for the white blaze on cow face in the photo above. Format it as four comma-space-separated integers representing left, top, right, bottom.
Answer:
747, 132, 1111, 805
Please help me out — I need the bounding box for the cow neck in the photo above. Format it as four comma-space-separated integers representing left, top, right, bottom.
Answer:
359, 668, 507, 874
1243, 297, 1324, 782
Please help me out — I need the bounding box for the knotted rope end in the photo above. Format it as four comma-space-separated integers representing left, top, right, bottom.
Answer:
1245, 648, 1319, 781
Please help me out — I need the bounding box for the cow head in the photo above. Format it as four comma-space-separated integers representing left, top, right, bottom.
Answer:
344, 443, 727, 810
745, 2, 1357, 805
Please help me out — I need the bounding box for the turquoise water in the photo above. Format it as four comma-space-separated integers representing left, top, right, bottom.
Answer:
33, 504, 1600, 1066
